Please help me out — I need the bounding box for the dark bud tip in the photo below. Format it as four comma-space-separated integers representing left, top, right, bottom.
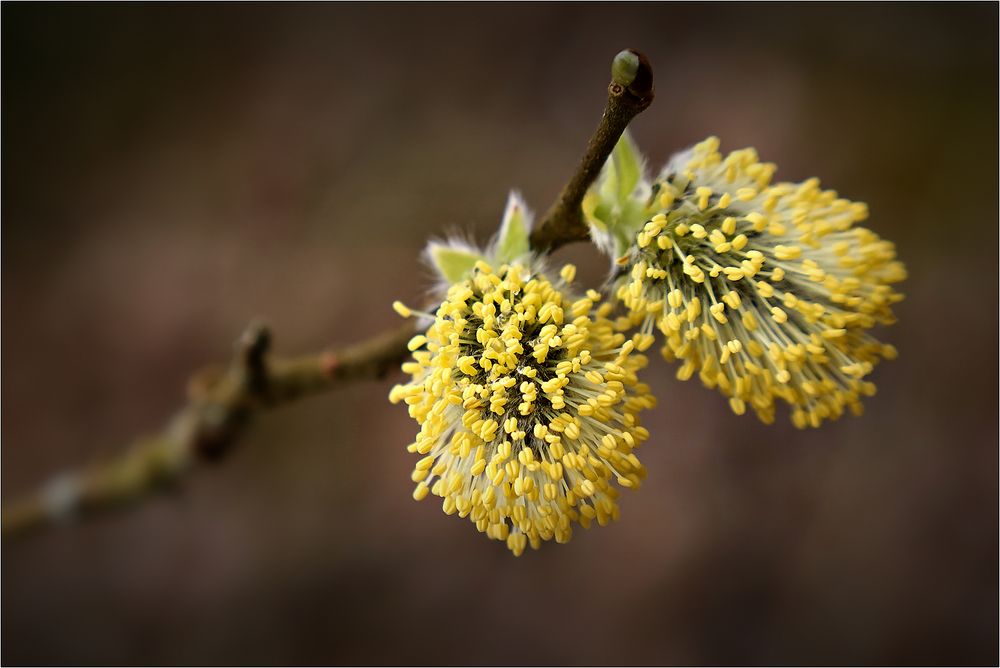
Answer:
611, 50, 639, 87
611, 49, 654, 101
238, 322, 272, 372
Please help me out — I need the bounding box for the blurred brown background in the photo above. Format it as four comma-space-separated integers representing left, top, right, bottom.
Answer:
3, 3, 997, 665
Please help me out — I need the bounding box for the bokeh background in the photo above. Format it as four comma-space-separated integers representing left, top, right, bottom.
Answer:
3, 3, 997, 665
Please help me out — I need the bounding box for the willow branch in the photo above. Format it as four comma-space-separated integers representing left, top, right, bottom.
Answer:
2, 48, 655, 540
529, 49, 654, 253
1, 323, 415, 538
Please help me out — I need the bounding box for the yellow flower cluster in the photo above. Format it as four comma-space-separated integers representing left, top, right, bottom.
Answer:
616, 137, 906, 427
390, 260, 655, 555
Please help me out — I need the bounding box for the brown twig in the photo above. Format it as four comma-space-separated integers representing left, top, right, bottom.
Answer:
529, 49, 654, 253
1, 323, 415, 538
1, 49, 655, 540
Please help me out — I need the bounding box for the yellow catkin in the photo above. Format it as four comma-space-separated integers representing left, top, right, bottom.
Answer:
391, 260, 655, 555
615, 136, 905, 427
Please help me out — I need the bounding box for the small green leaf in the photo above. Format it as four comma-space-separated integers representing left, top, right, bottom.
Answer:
427, 243, 485, 283
582, 190, 607, 231
493, 192, 531, 263
585, 131, 651, 256
600, 131, 644, 205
